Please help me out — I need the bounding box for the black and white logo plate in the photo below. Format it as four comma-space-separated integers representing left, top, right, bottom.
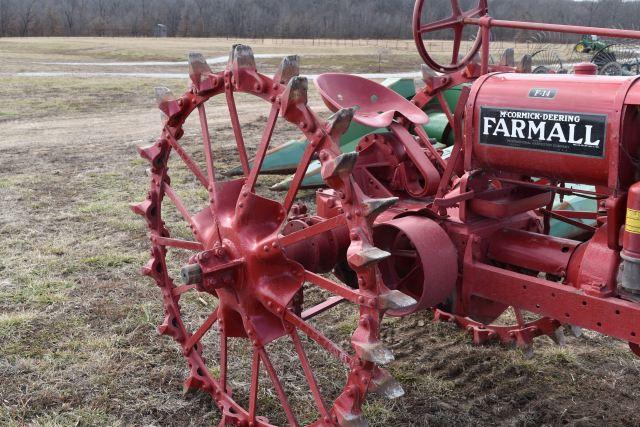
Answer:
479, 107, 606, 158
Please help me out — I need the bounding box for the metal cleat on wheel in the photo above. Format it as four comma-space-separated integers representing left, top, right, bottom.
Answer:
379, 290, 418, 312
274, 55, 300, 85
369, 368, 405, 399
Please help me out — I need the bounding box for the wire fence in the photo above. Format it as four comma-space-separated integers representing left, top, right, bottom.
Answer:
214, 37, 572, 55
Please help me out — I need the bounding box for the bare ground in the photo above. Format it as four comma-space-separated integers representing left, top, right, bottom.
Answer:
1, 38, 640, 427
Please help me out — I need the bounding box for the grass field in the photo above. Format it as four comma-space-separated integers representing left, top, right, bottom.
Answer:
1, 37, 639, 426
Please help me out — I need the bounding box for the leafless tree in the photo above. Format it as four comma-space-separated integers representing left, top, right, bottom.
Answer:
0, 0, 639, 40
17, 0, 38, 36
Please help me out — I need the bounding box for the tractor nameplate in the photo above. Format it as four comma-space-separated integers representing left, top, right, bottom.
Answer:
528, 88, 557, 99
479, 107, 607, 158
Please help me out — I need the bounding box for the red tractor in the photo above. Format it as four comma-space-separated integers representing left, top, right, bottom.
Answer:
132, 0, 640, 425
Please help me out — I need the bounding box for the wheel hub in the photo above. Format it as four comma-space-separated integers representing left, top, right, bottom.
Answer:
187, 179, 304, 343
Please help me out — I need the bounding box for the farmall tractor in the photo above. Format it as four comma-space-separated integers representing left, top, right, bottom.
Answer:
132, 0, 640, 425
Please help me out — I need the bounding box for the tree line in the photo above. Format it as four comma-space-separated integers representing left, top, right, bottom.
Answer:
1, 0, 639, 40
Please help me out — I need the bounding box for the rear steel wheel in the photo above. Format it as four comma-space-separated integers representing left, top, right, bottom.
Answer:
132, 46, 411, 426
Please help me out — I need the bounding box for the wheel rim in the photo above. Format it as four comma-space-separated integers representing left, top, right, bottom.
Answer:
413, 0, 488, 73
600, 61, 623, 76
132, 46, 410, 426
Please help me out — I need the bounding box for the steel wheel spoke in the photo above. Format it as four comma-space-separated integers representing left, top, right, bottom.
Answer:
163, 184, 197, 231
304, 270, 365, 306
284, 311, 351, 366
420, 16, 458, 33
225, 87, 251, 176
463, 5, 485, 18
197, 104, 219, 207
172, 284, 196, 296
301, 296, 345, 320
185, 308, 219, 351
394, 265, 420, 291
436, 92, 455, 128
289, 329, 330, 421
391, 249, 418, 259
279, 214, 346, 248
259, 348, 299, 427
220, 326, 228, 393
248, 349, 260, 424
246, 103, 280, 192
451, 0, 462, 15
283, 124, 324, 215
451, 25, 463, 63
153, 236, 204, 251
166, 133, 208, 187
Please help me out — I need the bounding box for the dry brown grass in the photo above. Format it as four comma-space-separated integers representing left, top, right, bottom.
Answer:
1, 38, 640, 427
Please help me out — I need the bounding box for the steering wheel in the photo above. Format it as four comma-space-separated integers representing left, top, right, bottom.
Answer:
413, 0, 489, 73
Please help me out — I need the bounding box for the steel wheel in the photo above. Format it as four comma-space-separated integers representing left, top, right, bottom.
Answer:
132, 46, 410, 426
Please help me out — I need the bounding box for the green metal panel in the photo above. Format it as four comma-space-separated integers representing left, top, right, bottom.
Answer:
550, 185, 598, 238
426, 85, 463, 111
230, 78, 417, 176
422, 112, 452, 145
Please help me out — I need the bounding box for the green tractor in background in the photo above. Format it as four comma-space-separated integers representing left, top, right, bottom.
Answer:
574, 34, 608, 54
